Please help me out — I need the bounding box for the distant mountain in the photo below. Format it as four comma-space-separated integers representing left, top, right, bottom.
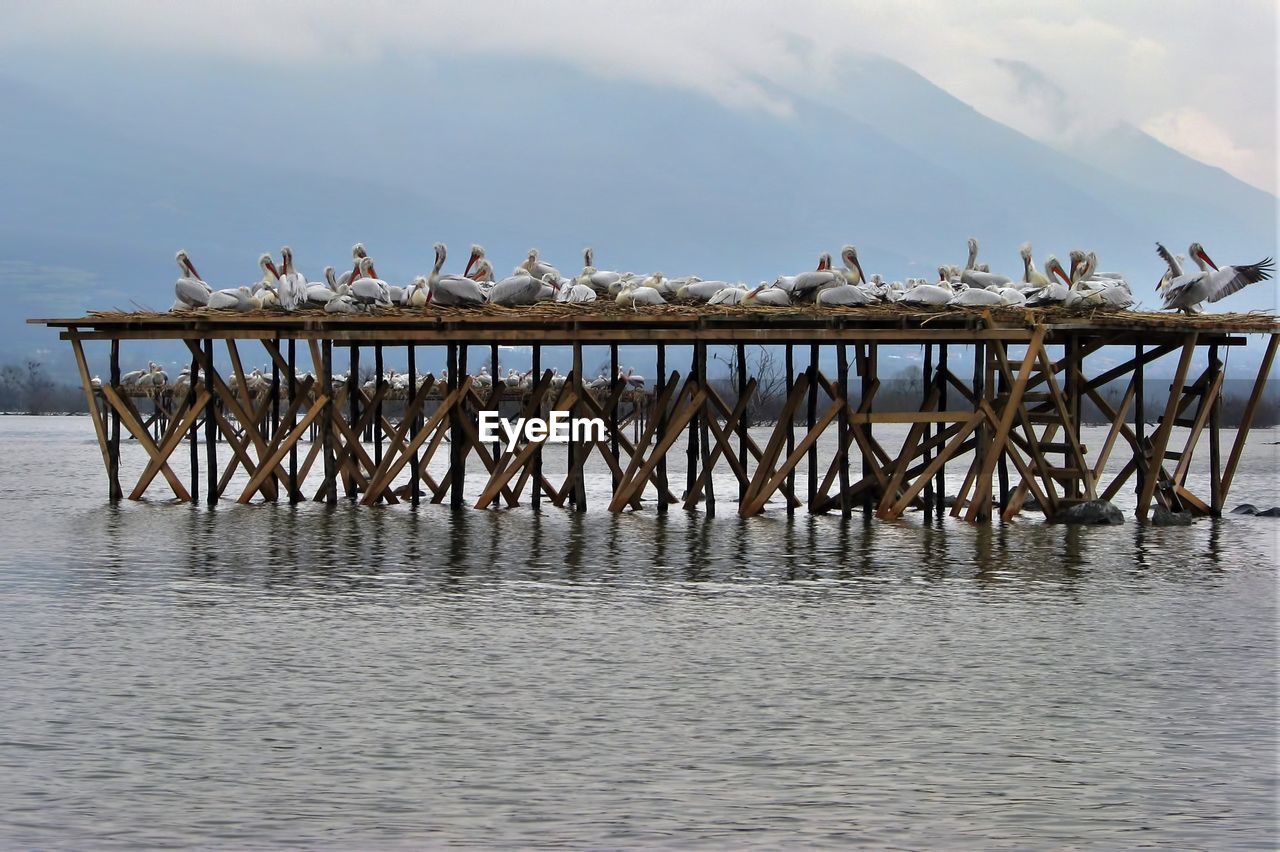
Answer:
1, 52, 1274, 379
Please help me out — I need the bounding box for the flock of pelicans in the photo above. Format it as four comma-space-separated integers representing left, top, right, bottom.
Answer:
104, 361, 645, 396
169, 239, 1273, 316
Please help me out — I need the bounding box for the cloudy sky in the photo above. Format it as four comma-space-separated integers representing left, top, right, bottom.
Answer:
4, 0, 1276, 193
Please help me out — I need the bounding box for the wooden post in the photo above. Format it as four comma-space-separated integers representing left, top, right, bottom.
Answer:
531, 344, 541, 511
270, 337, 280, 443
698, 342, 715, 517
922, 342, 934, 519
453, 343, 468, 510
686, 346, 699, 505
203, 338, 216, 506
572, 343, 586, 511
490, 342, 500, 462
1208, 343, 1222, 514
109, 339, 121, 500
807, 344, 819, 505
322, 340, 337, 505
971, 339, 985, 519
407, 343, 419, 506
934, 343, 947, 517
610, 343, 620, 492
1134, 344, 1145, 501
737, 343, 748, 506
374, 343, 384, 468
785, 344, 795, 517
1221, 334, 1279, 502
863, 344, 877, 516
656, 344, 668, 515
287, 339, 298, 502
837, 343, 851, 518
996, 345, 1010, 512
188, 348, 199, 503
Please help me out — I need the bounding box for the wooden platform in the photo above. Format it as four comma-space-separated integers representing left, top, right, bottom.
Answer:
28, 306, 1280, 523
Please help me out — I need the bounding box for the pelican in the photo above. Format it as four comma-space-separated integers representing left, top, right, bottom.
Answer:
278, 246, 306, 311
463, 244, 487, 278
557, 278, 598, 303
428, 243, 486, 306
402, 275, 429, 307
173, 250, 212, 308
637, 271, 671, 296
1024, 257, 1073, 306
520, 248, 560, 281
677, 279, 730, 301
1019, 243, 1050, 287
707, 285, 748, 305
324, 290, 359, 314
774, 254, 837, 298
338, 243, 368, 288
581, 248, 624, 293
816, 283, 875, 306
467, 255, 496, 284
616, 282, 666, 307
350, 257, 393, 306
488, 271, 543, 306
744, 283, 791, 307
250, 254, 281, 308
120, 365, 149, 387
1160, 242, 1274, 313
620, 368, 646, 389
836, 246, 867, 286
899, 278, 954, 306
307, 267, 339, 304
208, 285, 258, 312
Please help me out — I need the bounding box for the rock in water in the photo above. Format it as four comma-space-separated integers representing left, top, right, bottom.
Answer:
1151, 506, 1194, 526
1231, 504, 1259, 515
1048, 500, 1124, 525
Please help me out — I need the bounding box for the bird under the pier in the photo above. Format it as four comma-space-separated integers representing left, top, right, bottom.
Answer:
1159, 242, 1274, 314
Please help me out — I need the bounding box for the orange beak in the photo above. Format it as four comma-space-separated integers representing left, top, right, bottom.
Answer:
266, 260, 279, 278
350, 260, 361, 281
464, 251, 478, 277
1053, 266, 1071, 286
1198, 249, 1219, 271
368, 264, 378, 279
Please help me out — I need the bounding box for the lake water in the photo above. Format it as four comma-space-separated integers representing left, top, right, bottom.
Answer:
1, 416, 1277, 848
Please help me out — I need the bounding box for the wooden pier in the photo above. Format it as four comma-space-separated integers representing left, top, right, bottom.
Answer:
31, 304, 1279, 522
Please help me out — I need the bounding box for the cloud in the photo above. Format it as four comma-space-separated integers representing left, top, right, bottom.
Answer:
1, 0, 1275, 192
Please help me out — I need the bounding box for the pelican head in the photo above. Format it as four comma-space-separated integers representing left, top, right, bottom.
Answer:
280, 245, 293, 273
434, 242, 447, 261
176, 249, 199, 279
352, 243, 367, 259
1018, 242, 1032, 261
1045, 255, 1070, 286
938, 265, 949, 283
1189, 242, 1218, 271
324, 265, 337, 287
817, 252, 833, 271
259, 253, 279, 277
583, 247, 594, 267
359, 256, 378, 278
464, 244, 485, 277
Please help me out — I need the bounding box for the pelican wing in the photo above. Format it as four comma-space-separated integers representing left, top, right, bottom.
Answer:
1205, 258, 1274, 303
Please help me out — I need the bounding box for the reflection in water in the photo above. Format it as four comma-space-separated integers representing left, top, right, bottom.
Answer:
2, 418, 1277, 848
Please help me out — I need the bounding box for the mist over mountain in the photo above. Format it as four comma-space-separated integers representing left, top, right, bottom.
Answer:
2, 52, 1274, 378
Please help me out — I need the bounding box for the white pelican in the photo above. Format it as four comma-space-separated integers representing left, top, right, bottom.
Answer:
278, 246, 306, 311
250, 253, 281, 308
429, 243, 487, 306
1160, 242, 1274, 313
817, 283, 875, 306
174, 250, 212, 308
463, 244, 487, 278
324, 290, 359, 314
488, 271, 543, 306
836, 246, 867, 286
307, 267, 339, 304
616, 282, 666, 307
557, 278, 597, 302
208, 285, 258, 312
677, 279, 730, 301
1020, 243, 1050, 287
620, 368, 646, 389
775, 254, 837, 299
707, 285, 749, 306
899, 277, 953, 306
520, 248, 560, 281
350, 257, 393, 306
467, 255, 496, 284
338, 243, 368, 289
581, 248, 624, 293
1024, 257, 1073, 306
744, 283, 791, 307
403, 275, 430, 307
